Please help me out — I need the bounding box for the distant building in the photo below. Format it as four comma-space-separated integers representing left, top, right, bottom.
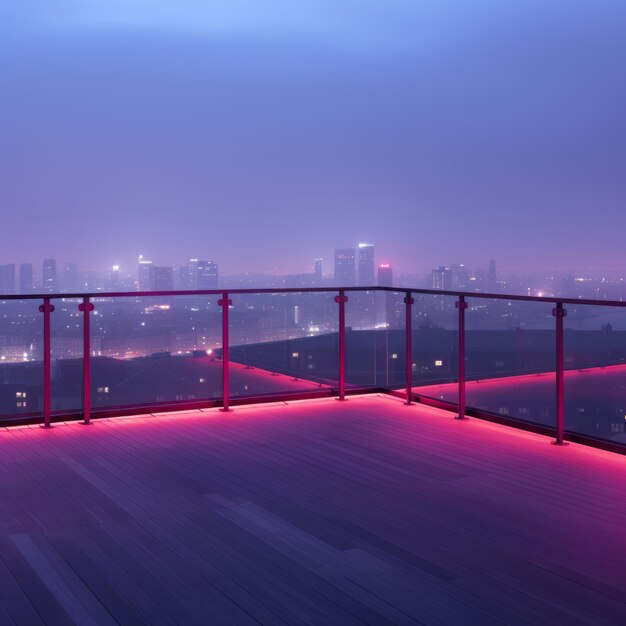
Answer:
186, 259, 200, 289
42, 259, 57, 293
450, 264, 469, 290
19, 263, 33, 294
109, 265, 121, 290
62, 262, 80, 292
358, 243, 375, 286
314, 259, 323, 282
378, 264, 399, 328
178, 265, 191, 290
378, 263, 393, 287
153, 266, 174, 291
432, 266, 452, 291
197, 261, 219, 289
488, 259, 497, 292
0, 264, 16, 295
334, 248, 355, 286
138, 256, 155, 291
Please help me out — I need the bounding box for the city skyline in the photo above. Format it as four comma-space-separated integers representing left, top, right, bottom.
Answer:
2, 1, 626, 273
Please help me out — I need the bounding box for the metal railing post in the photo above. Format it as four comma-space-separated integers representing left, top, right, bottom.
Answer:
335, 290, 348, 400
38, 298, 55, 428
404, 292, 414, 404
219, 293, 232, 412
456, 296, 469, 420
552, 302, 568, 445
79, 297, 95, 425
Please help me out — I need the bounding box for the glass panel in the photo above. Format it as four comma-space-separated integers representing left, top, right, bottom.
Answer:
411, 293, 459, 405
91, 294, 221, 410
564, 304, 626, 443
378, 291, 406, 390
0, 299, 42, 422
228, 292, 338, 398
345, 290, 379, 389
464, 298, 555, 427
51, 297, 83, 415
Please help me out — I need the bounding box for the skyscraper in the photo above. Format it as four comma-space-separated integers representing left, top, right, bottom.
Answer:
334, 248, 355, 286
314, 258, 322, 283
197, 261, 218, 289
358, 243, 375, 286
138, 256, 155, 291
487, 259, 497, 293
109, 265, 121, 290
153, 266, 174, 291
42, 259, 57, 293
432, 266, 452, 291
187, 259, 200, 289
450, 263, 469, 290
0, 264, 16, 295
378, 263, 393, 287
62, 262, 80, 292
19, 263, 33, 294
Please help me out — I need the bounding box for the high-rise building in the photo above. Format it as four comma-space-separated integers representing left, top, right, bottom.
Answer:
153, 266, 174, 291
487, 259, 497, 293
432, 266, 452, 291
197, 261, 218, 289
62, 262, 80, 292
334, 248, 355, 286
0, 264, 16, 295
378, 263, 393, 287
19, 263, 33, 294
314, 259, 322, 282
450, 263, 469, 290
178, 265, 191, 290
187, 259, 200, 289
138, 256, 155, 291
377, 264, 399, 328
358, 243, 375, 286
109, 265, 122, 290
42, 259, 57, 293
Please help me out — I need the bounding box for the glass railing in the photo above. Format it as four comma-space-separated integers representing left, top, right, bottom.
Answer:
0, 286, 624, 453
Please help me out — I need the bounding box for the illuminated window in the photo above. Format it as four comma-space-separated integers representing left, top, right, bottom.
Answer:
97, 387, 109, 393
16, 391, 26, 398
391, 353, 398, 359
435, 360, 443, 367
292, 352, 299, 358
199, 378, 206, 383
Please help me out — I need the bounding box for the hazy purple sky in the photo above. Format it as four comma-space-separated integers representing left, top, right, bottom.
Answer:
2, 1, 625, 274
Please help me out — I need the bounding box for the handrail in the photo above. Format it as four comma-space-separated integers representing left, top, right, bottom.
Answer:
0, 285, 625, 308
0, 284, 624, 452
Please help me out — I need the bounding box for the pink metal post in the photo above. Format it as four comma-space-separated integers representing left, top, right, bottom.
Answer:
456, 296, 469, 420
552, 303, 568, 445
219, 293, 232, 412
404, 293, 414, 404
335, 291, 348, 400
79, 297, 95, 425
38, 298, 55, 428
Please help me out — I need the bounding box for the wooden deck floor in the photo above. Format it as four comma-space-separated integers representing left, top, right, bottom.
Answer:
0, 395, 625, 625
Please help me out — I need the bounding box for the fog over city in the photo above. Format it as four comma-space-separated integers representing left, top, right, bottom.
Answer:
2, 1, 626, 273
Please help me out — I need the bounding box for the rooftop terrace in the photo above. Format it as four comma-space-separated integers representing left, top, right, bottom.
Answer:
1, 395, 624, 624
